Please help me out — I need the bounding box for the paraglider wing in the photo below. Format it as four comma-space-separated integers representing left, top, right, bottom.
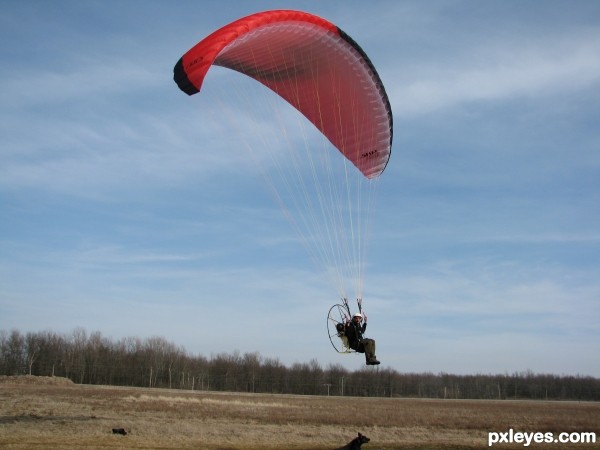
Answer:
173, 9, 393, 179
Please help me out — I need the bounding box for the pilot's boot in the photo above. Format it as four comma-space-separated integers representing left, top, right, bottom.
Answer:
366, 354, 380, 365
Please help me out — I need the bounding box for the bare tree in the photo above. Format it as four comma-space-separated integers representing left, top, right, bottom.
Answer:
3, 330, 25, 375
2, 327, 599, 401
25, 332, 42, 375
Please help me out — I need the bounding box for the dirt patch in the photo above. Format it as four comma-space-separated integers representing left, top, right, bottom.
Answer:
0, 375, 74, 386
0, 383, 598, 449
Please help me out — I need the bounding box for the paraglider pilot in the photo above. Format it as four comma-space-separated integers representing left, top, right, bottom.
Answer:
345, 312, 380, 365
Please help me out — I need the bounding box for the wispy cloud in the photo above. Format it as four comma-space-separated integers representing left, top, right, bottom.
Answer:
1, 60, 162, 108
392, 31, 600, 117
1, 1, 599, 376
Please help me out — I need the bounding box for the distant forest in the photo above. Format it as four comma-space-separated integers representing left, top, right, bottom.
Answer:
1, 328, 598, 401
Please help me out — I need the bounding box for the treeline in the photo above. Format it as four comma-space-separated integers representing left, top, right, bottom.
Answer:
1, 328, 598, 401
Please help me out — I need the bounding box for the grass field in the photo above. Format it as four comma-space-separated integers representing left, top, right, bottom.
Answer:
0, 376, 598, 449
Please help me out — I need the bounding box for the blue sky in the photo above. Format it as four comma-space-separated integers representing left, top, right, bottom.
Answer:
1, 0, 599, 376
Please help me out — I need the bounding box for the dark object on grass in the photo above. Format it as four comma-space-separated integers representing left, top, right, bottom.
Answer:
336, 432, 370, 450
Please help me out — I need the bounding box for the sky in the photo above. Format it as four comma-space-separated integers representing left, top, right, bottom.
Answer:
1, 0, 599, 377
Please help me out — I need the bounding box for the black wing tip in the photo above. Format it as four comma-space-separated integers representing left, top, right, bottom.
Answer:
337, 27, 394, 176
174, 58, 200, 96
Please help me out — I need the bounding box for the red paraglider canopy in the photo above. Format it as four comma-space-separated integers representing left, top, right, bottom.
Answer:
174, 9, 392, 179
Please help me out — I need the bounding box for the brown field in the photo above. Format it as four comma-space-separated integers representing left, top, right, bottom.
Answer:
0, 376, 598, 449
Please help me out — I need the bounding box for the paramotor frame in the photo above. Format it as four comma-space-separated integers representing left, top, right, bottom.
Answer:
327, 303, 354, 353
327, 298, 364, 354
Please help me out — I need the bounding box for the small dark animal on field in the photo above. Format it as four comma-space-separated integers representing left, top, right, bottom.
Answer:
336, 432, 370, 450
112, 428, 127, 435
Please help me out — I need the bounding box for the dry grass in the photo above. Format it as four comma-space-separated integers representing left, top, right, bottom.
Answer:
0, 376, 598, 449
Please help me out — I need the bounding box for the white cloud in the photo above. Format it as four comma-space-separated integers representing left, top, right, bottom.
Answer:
1, 59, 162, 109
391, 32, 600, 117
1, 0, 599, 377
